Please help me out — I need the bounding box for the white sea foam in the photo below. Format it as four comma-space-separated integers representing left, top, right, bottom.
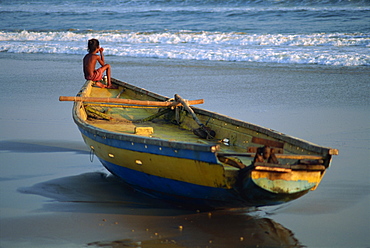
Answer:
1, 31, 369, 66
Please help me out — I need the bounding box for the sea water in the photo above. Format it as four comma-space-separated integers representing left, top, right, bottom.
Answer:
0, 0, 369, 67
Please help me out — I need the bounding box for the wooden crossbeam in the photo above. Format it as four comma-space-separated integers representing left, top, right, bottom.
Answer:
59, 96, 204, 107
252, 137, 284, 148
217, 152, 325, 160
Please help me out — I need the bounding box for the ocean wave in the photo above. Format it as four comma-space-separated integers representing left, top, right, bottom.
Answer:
1, 30, 368, 47
2, 0, 368, 35
1, 30, 369, 66
0, 0, 369, 14
1, 6, 369, 14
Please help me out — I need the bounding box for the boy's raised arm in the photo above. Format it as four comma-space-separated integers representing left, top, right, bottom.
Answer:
98, 47, 105, 66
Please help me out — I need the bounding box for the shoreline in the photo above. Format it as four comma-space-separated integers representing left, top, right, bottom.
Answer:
4, 52, 369, 71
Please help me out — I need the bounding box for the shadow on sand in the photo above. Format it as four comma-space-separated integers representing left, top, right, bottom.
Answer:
0, 140, 90, 154
19, 171, 304, 247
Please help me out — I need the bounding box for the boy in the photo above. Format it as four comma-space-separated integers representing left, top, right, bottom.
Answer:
83, 39, 117, 89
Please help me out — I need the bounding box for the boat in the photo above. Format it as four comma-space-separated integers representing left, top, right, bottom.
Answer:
60, 78, 338, 209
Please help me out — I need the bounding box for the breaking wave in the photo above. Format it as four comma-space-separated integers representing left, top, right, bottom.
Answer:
1, 30, 369, 66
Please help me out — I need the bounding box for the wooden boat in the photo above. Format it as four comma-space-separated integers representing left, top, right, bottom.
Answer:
60, 78, 338, 209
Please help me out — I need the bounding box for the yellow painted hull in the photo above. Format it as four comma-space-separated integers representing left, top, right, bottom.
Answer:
83, 135, 227, 188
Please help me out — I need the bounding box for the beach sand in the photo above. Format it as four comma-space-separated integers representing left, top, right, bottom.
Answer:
0, 53, 369, 247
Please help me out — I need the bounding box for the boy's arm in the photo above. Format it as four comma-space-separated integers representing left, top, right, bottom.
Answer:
97, 48, 105, 66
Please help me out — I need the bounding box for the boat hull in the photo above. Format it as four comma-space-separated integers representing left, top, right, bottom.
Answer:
67, 79, 337, 209
80, 129, 317, 209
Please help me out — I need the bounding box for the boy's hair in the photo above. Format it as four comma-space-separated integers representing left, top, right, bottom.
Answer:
87, 39, 99, 53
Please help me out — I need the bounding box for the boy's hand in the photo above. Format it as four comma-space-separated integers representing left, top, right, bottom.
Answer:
99, 47, 104, 53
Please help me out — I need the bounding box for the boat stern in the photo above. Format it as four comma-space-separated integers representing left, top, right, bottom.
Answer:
237, 162, 327, 206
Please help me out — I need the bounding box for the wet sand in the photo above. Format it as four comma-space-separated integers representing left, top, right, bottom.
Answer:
0, 53, 369, 247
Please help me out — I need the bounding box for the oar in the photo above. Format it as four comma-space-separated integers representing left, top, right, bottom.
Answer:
59, 96, 204, 107
174, 94, 215, 139
116, 88, 125, 98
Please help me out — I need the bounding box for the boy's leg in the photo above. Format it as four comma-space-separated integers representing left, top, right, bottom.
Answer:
101, 64, 117, 89
95, 82, 106, 88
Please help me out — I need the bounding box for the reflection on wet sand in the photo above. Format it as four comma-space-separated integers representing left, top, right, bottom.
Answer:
19, 172, 303, 247
86, 212, 303, 248
85, 213, 303, 247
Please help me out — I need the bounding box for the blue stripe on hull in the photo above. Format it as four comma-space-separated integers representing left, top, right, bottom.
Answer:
79, 127, 218, 164
98, 158, 247, 209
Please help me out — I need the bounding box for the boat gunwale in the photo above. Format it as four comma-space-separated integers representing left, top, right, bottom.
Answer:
73, 119, 219, 153
191, 106, 337, 156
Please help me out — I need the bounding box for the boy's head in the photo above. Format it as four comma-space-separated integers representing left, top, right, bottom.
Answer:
87, 39, 99, 53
